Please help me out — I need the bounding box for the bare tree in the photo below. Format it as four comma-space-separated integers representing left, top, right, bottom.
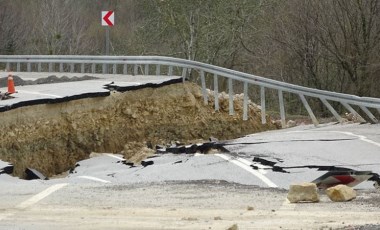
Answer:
31, 0, 95, 55
0, 0, 27, 55
313, 0, 380, 96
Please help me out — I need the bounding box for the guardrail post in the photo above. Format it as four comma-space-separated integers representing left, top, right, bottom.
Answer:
38, 62, 42, 72
156, 65, 160, 75
182, 68, 187, 83
167, 66, 172, 76
260, 86, 266, 124
278, 90, 286, 128
81, 63, 85, 73
320, 98, 343, 123
102, 64, 106, 74
200, 70, 208, 105
91, 63, 95, 73
214, 73, 219, 111
134, 65, 138, 75
59, 63, 63, 72
359, 105, 378, 123
123, 64, 128, 74
16, 62, 20, 72
299, 94, 319, 126
49, 63, 53, 72
6, 62, 10, 71
70, 63, 74, 73
243, 82, 248, 120
341, 102, 366, 123
228, 78, 234, 115
144, 64, 149, 75
113, 64, 117, 74
27, 63, 31, 72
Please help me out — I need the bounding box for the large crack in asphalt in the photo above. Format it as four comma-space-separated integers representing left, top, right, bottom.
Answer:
0, 76, 182, 112
223, 138, 357, 146
157, 140, 380, 183
222, 138, 380, 186
249, 156, 380, 185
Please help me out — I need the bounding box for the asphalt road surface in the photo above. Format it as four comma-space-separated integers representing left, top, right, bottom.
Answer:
0, 72, 181, 109
1, 123, 380, 229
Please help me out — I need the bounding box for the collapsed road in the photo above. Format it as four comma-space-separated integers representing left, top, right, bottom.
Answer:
0, 72, 380, 229
0, 72, 274, 177
1, 122, 380, 229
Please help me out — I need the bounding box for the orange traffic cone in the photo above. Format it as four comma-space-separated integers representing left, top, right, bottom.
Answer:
7, 74, 16, 94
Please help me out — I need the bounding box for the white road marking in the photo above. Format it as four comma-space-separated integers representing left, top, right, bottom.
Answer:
332, 131, 380, 148
77, 176, 111, 183
287, 130, 380, 148
16, 183, 68, 209
0, 212, 15, 221
106, 153, 125, 161
17, 90, 61, 98
235, 157, 269, 174
215, 154, 278, 188
0, 183, 68, 221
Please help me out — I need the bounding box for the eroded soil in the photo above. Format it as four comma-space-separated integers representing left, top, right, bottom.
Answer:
0, 82, 275, 177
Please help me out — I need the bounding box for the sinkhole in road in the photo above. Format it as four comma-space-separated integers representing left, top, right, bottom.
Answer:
0, 81, 276, 179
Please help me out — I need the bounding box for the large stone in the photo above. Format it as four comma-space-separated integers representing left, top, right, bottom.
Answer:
287, 120, 297, 128
326, 185, 356, 202
287, 183, 320, 203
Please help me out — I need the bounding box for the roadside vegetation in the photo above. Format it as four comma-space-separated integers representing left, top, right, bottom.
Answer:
1, 0, 379, 115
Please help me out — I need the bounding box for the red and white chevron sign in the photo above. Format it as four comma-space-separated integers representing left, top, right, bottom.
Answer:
102, 11, 114, 26
313, 171, 373, 189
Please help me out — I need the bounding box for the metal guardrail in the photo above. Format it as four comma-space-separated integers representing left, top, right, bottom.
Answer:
0, 55, 379, 126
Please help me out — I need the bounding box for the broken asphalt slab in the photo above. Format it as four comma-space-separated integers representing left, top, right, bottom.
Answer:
157, 141, 228, 155
0, 160, 13, 175
25, 168, 47, 180
0, 73, 182, 112
222, 123, 380, 189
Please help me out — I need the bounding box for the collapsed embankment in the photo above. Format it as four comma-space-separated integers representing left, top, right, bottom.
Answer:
0, 82, 275, 177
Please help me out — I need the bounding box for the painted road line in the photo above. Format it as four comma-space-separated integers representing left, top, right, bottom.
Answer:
332, 131, 380, 148
0, 183, 68, 221
236, 157, 269, 174
106, 153, 125, 161
0, 212, 15, 221
16, 183, 68, 209
215, 154, 278, 188
77, 176, 111, 183
17, 90, 62, 98
287, 130, 380, 148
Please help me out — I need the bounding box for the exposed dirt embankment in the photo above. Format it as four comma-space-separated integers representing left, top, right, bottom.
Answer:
0, 82, 275, 177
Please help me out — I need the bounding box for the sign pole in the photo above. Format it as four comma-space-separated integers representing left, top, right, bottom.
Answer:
106, 26, 110, 56
104, 27, 110, 73
102, 10, 114, 73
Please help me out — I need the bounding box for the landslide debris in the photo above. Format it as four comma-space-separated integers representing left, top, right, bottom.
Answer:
0, 82, 275, 178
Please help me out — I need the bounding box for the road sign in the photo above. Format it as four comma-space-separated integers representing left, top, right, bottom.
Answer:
102, 11, 114, 26
312, 171, 373, 189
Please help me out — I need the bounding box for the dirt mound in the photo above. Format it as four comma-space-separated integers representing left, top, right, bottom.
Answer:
0, 82, 275, 177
